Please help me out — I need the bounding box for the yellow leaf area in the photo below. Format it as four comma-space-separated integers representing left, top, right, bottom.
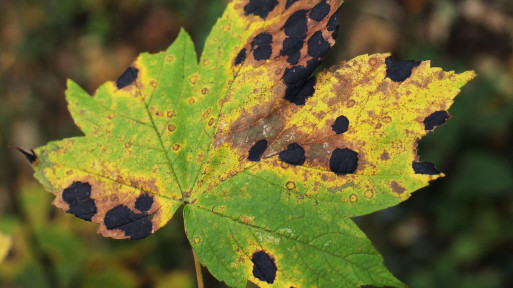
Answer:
0, 232, 11, 263
26, 0, 475, 287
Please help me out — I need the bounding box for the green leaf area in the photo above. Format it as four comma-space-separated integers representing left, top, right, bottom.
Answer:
28, 0, 474, 287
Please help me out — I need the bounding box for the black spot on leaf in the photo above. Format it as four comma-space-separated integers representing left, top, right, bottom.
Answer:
252, 251, 277, 284
244, 0, 278, 19
248, 139, 268, 162
252, 33, 273, 61
104, 205, 153, 240
385, 57, 421, 82
327, 7, 341, 38
285, 77, 316, 105
279, 143, 305, 165
330, 148, 358, 175
283, 59, 321, 105
282, 10, 308, 38
310, 1, 330, 21
235, 48, 247, 65
327, 8, 340, 31
424, 111, 450, 130
135, 194, 154, 212
331, 115, 349, 134
62, 181, 97, 221
281, 36, 305, 65
285, 0, 299, 9
307, 31, 331, 59
412, 161, 439, 175
16, 148, 37, 164
116, 67, 138, 89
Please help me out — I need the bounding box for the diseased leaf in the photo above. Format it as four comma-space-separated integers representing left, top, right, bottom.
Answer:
25, 0, 475, 287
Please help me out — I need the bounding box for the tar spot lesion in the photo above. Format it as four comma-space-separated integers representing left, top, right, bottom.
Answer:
307, 31, 331, 59
251, 250, 277, 284
329, 148, 358, 175
135, 193, 154, 213
331, 115, 349, 134
244, 0, 278, 19
280, 10, 308, 65
285, 0, 298, 9
412, 161, 439, 175
62, 181, 97, 221
104, 195, 154, 240
235, 48, 247, 65
252, 33, 273, 61
310, 1, 330, 22
385, 56, 421, 82
279, 143, 306, 165
327, 7, 341, 38
424, 111, 450, 130
248, 139, 268, 162
116, 67, 138, 89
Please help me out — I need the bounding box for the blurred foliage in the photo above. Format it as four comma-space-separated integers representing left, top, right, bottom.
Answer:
1, 0, 512, 287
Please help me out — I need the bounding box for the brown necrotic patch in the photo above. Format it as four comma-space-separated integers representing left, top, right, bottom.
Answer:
116, 67, 138, 89
329, 148, 358, 175
62, 181, 97, 221
385, 57, 421, 82
252, 250, 277, 284
424, 110, 450, 130
248, 139, 268, 162
244, 0, 278, 19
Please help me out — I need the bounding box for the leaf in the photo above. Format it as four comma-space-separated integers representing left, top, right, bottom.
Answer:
26, 0, 475, 287
0, 232, 11, 263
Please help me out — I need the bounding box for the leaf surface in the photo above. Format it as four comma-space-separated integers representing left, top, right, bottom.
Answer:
28, 0, 475, 286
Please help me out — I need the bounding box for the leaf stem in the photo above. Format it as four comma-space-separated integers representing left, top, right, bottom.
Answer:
193, 249, 204, 288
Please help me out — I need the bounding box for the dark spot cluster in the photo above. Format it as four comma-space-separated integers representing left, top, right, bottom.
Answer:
248, 139, 268, 162
252, 33, 273, 61
62, 181, 97, 221
385, 57, 421, 82
279, 143, 306, 165
274, 116, 356, 174
116, 67, 138, 89
280, 4, 338, 105
412, 161, 439, 175
244, 0, 278, 19
281, 10, 308, 65
252, 250, 277, 284
104, 193, 154, 240
330, 148, 358, 175
424, 111, 450, 130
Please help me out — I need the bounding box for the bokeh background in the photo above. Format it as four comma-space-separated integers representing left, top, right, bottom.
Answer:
1, 0, 512, 287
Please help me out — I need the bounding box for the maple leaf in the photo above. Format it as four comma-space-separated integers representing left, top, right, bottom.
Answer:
24, 0, 475, 287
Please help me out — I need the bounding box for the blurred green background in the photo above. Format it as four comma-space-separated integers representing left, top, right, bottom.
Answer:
1, 0, 512, 287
